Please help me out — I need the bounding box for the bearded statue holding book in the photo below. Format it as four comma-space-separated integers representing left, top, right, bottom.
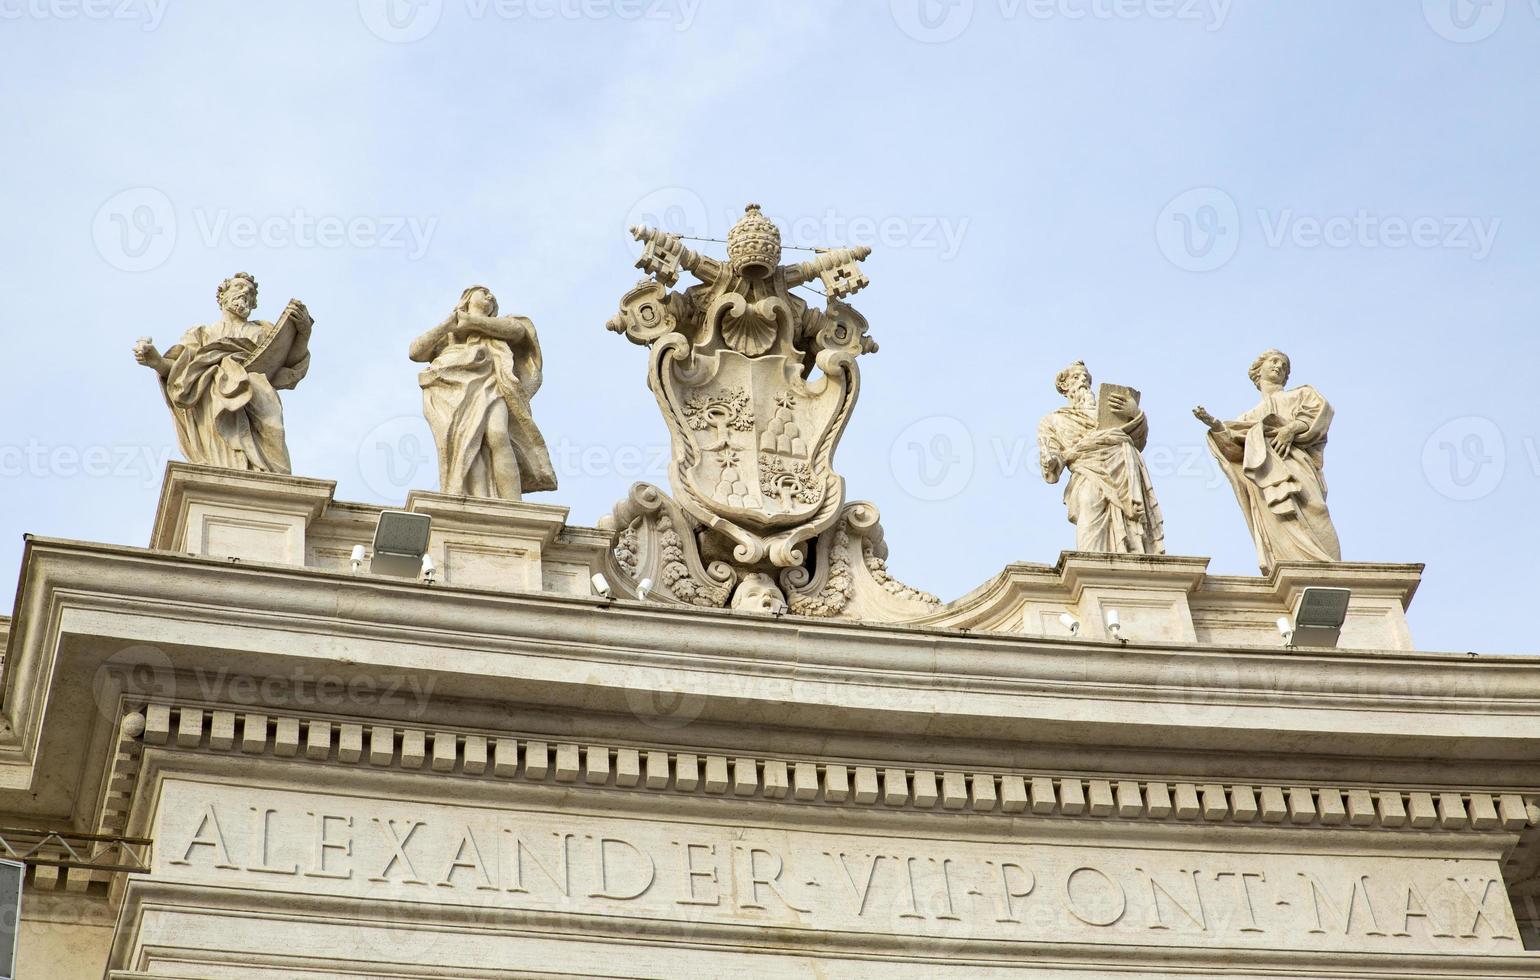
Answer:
132, 272, 312, 474
1038, 360, 1166, 556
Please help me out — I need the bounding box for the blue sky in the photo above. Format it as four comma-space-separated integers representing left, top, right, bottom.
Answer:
1, 1, 1536, 652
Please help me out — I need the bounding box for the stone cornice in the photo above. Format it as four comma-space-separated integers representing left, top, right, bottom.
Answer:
5, 537, 1540, 832
121, 698, 1539, 838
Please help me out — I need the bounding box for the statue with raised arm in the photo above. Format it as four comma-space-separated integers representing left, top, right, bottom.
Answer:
1193, 349, 1341, 572
1038, 361, 1165, 555
410, 285, 556, 500
132, 272, 312, 474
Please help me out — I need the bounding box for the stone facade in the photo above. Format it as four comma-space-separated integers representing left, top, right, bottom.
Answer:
1, 463, 1537, 977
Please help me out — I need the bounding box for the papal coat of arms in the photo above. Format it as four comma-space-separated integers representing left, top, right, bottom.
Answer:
601, 205, 940, 620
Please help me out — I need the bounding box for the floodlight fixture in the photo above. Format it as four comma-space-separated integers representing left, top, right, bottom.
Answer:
1291, 587, 1351, 648
369, 511, 432, 579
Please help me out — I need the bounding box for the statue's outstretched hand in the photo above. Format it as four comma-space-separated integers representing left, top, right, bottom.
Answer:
1192, 406, 1221, 431
132, 337, 159, 366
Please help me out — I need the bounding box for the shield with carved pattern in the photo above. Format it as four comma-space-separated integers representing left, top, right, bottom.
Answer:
653, 341, 856, 560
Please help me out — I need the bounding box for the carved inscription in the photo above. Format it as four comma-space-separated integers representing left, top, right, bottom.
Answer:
156, 783, 1521, 954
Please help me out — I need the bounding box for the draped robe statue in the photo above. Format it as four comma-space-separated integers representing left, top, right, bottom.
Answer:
132, 272, 311, 474
1038, 361, 1165, 555
409, 286, 557, 500
1194, 349, 1341, 572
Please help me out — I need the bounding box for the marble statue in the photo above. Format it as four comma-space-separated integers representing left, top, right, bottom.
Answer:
1193, 349, 1341, 571
1038, 361, 1165, 555
133, 272, 311, 474
600, 204, 938, 620
409, 286, 557, 501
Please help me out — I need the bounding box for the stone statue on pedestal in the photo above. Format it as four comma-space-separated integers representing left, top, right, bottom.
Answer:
1038, 361, 1165, 555
1193, 349, 1341, 572
600, 204, 939, 620
132, 272, 311, 474
409, 286, 557, 501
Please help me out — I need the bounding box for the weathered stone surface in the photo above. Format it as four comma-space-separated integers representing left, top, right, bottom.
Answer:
1194, 349, 1342, 572
409, 286, 556, 501
134, 272, 312, 474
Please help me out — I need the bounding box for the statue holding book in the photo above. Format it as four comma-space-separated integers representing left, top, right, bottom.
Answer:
409, 285, 557, 501
1038, 360, 1166, 555
1193, 348, 1340, 572
132, 272, 312, 474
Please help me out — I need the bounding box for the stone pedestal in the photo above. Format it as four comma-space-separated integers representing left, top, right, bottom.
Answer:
150, 463, 335, 566
923, 552, 1423, 651
404, 491, 581, 595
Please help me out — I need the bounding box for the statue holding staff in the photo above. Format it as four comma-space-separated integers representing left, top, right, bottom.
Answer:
1193, 349, 1341, 571
410, 285, 557, 500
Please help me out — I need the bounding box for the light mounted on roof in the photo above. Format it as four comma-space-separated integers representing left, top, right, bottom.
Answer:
1292, 587, 1351, 648
369, 511, 432, 579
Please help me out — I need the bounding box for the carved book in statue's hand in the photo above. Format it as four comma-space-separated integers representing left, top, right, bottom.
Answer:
1097, 384, 1141, 430
245, 302, 312, 378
